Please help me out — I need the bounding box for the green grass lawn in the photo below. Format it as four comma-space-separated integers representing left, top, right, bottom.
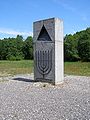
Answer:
0, 60, 33, 76
64, 62, 90, 76
0, 60, 90, 77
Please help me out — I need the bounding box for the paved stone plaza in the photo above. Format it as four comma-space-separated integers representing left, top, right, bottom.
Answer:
0, 74, 90, 120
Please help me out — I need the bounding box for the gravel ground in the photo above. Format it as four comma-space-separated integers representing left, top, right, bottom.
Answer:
0, 74, 90, 120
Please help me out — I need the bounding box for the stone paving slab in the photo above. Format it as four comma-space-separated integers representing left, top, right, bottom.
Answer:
0, 74, 90, 120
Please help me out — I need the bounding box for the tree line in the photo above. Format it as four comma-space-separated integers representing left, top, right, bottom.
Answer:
0, 35, 33, 60
0, 27, 90, 61
64, 27, 90, 62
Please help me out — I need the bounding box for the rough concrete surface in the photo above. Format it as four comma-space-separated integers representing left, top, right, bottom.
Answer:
0, 74, 90, 120
33, 18, 64, 84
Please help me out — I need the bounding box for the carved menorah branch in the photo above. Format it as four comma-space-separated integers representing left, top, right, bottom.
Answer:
35, 49, 52, 79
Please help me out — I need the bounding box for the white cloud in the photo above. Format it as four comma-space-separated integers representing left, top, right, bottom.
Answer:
0, 28, 33, 37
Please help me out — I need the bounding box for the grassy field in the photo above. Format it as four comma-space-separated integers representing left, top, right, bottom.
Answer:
0, 60, 90, 77
0, 60, 33, 77
64, 62, 90, 76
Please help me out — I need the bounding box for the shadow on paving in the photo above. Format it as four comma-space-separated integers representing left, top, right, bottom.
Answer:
12, 77, 54, 85
13, 78, 35, 83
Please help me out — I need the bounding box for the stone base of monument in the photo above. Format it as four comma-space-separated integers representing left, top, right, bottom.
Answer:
33, 81, 64, 88
33, 18, 64, 85
34, 78, 64, 85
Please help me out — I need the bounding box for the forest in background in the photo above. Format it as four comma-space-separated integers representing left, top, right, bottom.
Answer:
0, 27, 90, 61
64, 27, 90, 62
0, 35, 33, 60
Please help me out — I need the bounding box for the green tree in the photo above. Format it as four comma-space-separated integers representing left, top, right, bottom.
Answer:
78, 28, 90, 61
23, 36, 33, 59
0, 35, 24, 60
0, 39, 3, 59
0, 38, 9, 60
6, 37, 24, 60
64, 34, 80, 61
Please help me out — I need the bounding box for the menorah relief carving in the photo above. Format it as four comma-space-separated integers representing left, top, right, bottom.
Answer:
35, 49, 52, 79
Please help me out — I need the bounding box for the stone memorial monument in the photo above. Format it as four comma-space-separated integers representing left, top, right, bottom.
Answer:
33, 18, 63, 85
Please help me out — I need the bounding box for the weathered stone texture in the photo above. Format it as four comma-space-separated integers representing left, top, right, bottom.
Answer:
33, 18, 63, 85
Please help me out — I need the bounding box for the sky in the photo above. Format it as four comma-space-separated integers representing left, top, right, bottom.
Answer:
0, 0, 90, 39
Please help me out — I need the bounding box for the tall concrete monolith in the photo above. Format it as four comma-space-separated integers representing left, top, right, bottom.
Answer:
33, 18, 63, 85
